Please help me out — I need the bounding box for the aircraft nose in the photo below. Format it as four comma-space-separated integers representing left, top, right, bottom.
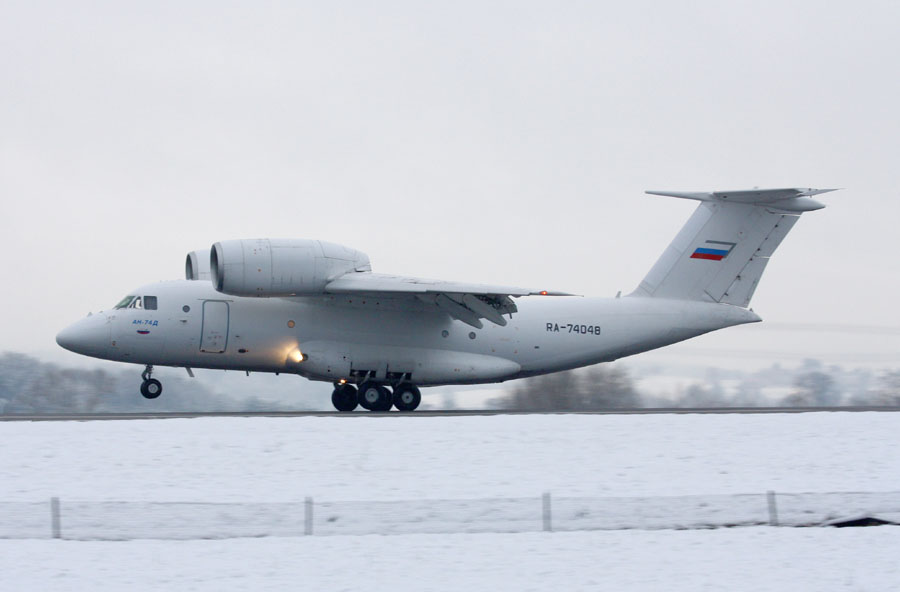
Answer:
56, 315, 110, 357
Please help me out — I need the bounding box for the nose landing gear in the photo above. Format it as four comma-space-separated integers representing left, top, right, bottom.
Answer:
140, 365, 162, 399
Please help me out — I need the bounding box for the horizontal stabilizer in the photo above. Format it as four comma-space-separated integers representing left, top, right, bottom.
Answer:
646, 187, 838, 213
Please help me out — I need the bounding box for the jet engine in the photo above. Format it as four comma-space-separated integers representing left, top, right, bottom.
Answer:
185, 250, 211, 280
209, 238, 371, 297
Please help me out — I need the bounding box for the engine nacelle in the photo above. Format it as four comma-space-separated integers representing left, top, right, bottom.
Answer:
210, 239, 371, 297
185, 250, 211, 280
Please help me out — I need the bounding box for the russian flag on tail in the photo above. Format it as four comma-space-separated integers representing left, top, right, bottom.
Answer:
691, 240, 736, 261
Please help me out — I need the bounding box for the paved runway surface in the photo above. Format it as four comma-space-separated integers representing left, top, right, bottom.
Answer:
1, 407, 898, 421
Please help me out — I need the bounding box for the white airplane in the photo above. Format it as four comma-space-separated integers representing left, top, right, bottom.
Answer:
57, 188, 834, 411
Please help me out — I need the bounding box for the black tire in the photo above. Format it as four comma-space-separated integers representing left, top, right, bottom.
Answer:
374, 386, 394, 411
393, 385, 421, 411
140, 378, 162, 399
331, 384, 358, 412
358, 382, 391, 411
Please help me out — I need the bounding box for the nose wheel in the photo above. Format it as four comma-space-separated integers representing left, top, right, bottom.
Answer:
140, 366, 163, 399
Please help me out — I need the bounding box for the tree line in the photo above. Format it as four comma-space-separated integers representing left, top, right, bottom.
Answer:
2, 352, 899, 413
494, 365, 900, 410
0, 353, 289, 413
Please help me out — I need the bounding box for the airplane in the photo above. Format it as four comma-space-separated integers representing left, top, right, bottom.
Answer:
56, 187, 834, 411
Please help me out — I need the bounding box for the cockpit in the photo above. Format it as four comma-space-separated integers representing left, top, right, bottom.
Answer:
113, 295, 158, 310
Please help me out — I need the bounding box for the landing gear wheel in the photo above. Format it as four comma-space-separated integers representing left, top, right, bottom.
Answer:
393, 385, 421, 411
358, 382, 392, 411
331, 384, 358, 412
377, 390, 394, 411
140, 378, 162, 399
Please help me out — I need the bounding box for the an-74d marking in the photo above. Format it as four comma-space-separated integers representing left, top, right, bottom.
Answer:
57, 187, 835, 411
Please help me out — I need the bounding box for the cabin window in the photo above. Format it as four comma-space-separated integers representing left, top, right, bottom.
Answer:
143, 296, 158, 310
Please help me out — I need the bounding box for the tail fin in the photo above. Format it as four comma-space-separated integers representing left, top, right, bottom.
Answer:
632, 188, 836, 307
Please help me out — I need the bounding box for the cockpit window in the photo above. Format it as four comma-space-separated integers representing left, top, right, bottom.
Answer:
114, 296, 136, 309
113, 295, 156, 310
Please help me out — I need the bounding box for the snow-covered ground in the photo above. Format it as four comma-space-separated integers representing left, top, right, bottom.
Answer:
3, 412, 900, 589
2, 528, 899, 592
3, 413, 898, 502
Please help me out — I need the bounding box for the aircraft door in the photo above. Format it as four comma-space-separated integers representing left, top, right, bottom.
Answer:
200, 301, 229, 353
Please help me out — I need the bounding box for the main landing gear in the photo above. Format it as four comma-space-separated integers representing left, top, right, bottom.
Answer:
140, 365, 162, 399
393, 384, 422, 412
331, 383, 359, 412
330, 381, 422, 412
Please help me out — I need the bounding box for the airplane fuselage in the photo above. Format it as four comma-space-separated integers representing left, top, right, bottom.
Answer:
59, 279, 759, 386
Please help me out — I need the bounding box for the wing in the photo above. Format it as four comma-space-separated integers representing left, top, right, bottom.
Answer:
325, 272, 573, 328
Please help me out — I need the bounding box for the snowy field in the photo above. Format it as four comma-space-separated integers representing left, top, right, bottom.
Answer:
3, 412, 900, 589
3, 412, 899, 502
2, 527, 899, 592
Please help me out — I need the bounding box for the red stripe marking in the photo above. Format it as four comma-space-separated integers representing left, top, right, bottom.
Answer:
691, 252, 724, 261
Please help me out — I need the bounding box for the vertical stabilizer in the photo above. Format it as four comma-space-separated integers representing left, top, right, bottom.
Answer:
632, 188, 834, 307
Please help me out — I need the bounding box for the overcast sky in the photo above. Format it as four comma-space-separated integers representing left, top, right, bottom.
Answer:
2, 1, 898, 373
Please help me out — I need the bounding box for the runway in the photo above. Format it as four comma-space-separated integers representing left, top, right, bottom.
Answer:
1, 406, 898, 421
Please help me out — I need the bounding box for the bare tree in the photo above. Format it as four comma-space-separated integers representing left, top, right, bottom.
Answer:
496, 365, 641, 410
671, 383, 730, 408
871, 371, 900, 406
780, 371, 842, 406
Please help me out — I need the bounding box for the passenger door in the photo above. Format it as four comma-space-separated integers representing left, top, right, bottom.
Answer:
200, 300, 229, 353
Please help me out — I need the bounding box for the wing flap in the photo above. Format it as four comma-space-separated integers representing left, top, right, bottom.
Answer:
325, 272, 567, 297
325, 272, 573, 328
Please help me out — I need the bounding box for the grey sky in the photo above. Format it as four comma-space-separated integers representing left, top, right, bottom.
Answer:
2, 1, 898, 370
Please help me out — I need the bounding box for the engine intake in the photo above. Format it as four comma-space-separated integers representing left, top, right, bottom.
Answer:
210, 239, 371, 297
185, 250, 211, 280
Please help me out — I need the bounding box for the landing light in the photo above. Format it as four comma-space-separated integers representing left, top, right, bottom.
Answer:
290, 349, 307, 363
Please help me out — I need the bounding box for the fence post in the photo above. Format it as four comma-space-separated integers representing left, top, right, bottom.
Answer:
542, 492, 552, 532
304, 497, 313, 535
50, 497, 61, 539
766, 490, 779, 526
